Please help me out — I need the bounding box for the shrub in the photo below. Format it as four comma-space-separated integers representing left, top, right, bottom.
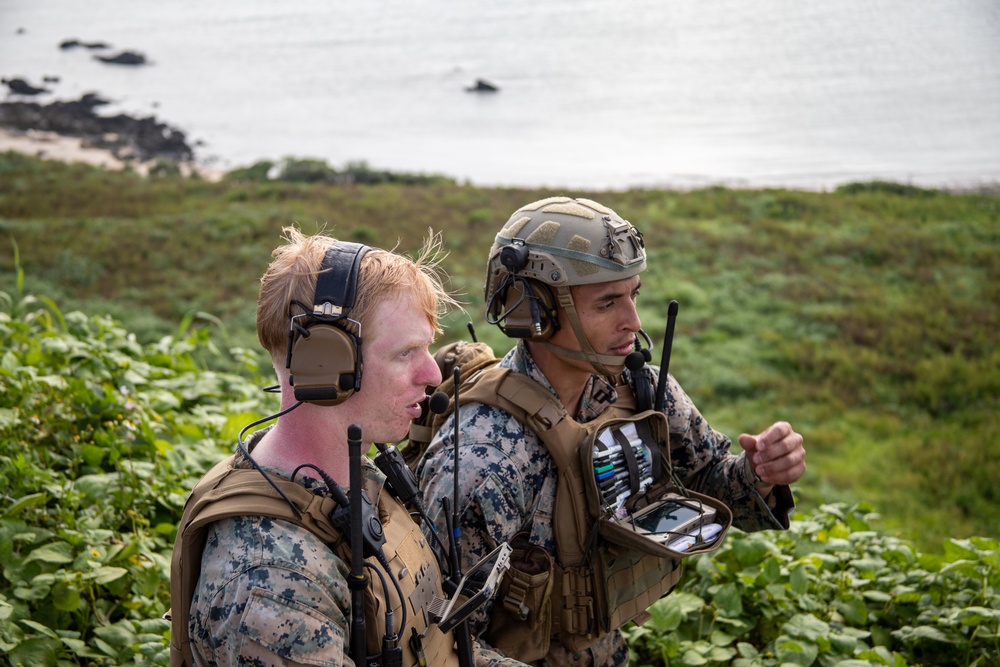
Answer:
0, 282, 274, 666
625, 503, 999, 667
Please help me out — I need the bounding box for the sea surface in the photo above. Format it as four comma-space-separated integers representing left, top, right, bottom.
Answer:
2, 0, 999, 190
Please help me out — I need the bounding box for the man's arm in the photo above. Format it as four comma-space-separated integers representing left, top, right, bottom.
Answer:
190, 516, 353, 666
655, 371, 800, 530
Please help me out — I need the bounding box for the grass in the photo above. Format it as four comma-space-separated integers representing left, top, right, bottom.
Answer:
0, 151, 997, 551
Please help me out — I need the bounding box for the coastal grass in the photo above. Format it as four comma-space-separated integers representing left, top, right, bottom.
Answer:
0, 151, 998, 551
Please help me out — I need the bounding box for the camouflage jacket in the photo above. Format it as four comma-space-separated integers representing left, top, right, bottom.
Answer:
416, 341, 794, 667
188, 428, 524, 667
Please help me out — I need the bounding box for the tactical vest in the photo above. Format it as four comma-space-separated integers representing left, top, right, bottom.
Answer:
408, 353, 732, 663
167, 455, 458, 667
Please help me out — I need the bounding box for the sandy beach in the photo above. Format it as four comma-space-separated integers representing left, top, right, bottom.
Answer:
0, 127, 222, 180
1, 127, 129, 170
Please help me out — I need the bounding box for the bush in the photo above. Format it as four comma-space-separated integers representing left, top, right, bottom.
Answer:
625, 503, 1000, 667
0, 281, 274, 666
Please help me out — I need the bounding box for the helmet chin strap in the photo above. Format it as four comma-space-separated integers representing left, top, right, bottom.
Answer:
537, 287, 628, 378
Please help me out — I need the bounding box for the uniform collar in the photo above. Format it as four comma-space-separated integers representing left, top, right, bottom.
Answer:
506, 340, 620, 422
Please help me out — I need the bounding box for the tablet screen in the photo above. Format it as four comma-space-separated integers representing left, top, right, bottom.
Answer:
632, 501, 701, 534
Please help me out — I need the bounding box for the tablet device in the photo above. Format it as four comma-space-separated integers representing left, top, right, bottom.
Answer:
628, 497, 715, 543
437, 542, 512, 633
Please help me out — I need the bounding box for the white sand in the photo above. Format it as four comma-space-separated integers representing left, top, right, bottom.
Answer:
0, 128, 222, 180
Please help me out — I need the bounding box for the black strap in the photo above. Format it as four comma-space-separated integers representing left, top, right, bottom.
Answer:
314, 242, 370, 316
611, 428, 642, 495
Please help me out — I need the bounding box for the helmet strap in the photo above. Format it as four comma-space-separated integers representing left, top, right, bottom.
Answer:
539, 287, 627, 378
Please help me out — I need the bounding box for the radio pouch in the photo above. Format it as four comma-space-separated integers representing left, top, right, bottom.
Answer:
484, 535, 555, 663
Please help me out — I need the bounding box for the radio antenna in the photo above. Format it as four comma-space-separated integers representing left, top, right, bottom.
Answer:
444, 366, 474, 667
346, 424, 368, 667
654, 300, 679, 414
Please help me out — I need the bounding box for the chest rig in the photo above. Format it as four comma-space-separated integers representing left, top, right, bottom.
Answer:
167, 456, 458, 667
417, 364, 732, 662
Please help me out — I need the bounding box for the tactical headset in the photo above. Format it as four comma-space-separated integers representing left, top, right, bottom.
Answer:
484, 240, 560, 341
286, 241, 370, 406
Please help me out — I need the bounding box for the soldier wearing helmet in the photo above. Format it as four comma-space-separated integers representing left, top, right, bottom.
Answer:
417, 197, 806, 667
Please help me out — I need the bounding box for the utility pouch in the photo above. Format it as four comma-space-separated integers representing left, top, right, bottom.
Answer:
483, 538, 554, 663
580, 412, 733, 634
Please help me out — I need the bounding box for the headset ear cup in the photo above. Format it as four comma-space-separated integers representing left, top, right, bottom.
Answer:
498, 279, 558, 341
289, 324, 360, 406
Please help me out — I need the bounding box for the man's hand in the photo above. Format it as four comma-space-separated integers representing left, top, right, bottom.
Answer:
738, 421, 806, 487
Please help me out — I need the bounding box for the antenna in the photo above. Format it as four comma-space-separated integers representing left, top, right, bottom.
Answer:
452, 366, 461, 549
347, 424, 368, 667
654, 300, 679, 414
444, 365, 474, 667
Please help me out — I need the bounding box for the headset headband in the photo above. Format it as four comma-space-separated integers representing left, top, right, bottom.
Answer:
313, 242, 370, 319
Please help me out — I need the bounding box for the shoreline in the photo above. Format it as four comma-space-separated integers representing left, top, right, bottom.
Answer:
0, 92, 224, 181
0, 127, 222, 180
2, 115, 996, 195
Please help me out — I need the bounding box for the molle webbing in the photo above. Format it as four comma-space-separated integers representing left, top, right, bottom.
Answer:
456, 368, 684, 652
168, 457, 457, 667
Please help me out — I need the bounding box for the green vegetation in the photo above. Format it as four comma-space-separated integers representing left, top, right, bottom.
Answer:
626, 504, 999, 666
0, 152, 997, 665
0, 265, 275, 664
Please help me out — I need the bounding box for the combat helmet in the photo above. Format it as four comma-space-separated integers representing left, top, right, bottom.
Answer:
485, 196, 647, 376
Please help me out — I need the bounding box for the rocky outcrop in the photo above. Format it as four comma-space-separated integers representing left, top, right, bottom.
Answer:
466, 79, 499, 93
3, 78, 50, 96
59, 39, 111, 50
0, 94, 193, 162
95, 51, 147, 66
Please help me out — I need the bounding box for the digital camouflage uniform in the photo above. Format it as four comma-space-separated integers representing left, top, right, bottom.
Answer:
189, 428, 524, 667
416, 341, 794, 667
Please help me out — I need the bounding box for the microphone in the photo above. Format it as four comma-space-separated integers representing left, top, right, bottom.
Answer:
625, 350, 647, 372
428, 391, 450, 415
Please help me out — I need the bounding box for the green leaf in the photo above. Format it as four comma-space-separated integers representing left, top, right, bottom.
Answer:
863, 590, 892, 602
93, 620, 138, 648
0, 407, 19, 429
709, 629, 735, 646
680, 648, 708, 665
0, 598, 14, 621
782, 613, 830, 642
24, 541, 73, 564
762, 555, 781, 582
956, 605, 1000, 626
17, 619, 59, 639
835, 594, 870, 626
789, 563, 810, 593
50, 581, 81, 612
2, 493, 47, 519
7, 637, 60, 667
80, 444, 105, 467
58, 636, 103, 658
892, 624, 954, 644
90, 566, 128, 584
712, 583, 744, 615
775, 636, 819, 666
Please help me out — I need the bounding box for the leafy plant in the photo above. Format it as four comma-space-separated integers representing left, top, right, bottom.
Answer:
625, 503, 1000, 667
0, 279, 275, 665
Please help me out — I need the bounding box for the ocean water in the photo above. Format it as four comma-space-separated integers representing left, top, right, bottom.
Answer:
2, 0, 999, 190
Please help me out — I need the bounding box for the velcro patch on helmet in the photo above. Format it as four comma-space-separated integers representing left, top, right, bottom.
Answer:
568, 235, 600, 277
543, 201, 597, 219
502, 216, 533, 238
524, 220, 561, 246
